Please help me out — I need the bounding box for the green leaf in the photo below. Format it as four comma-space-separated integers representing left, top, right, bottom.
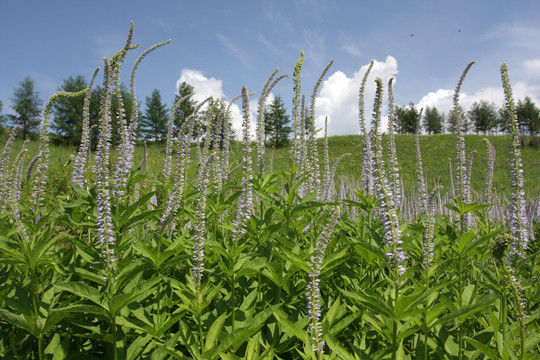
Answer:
342, 289, 393, 319
73, 267, 107, 287
434, 294, 496, 326
204, 312, 227, 352
457, 231, 476, 254
126, 333, 152, 360
110, 278, 159, 315
464, 336, 498, 359
0, 309, 38, 336
462, 230, 498, 256
214, 304, 280, 355
324, 331, 355, 360
276, 248, 310, 273
45, 333, 69, 360
321, 247, 349, 274
273, 309, 309, 342
396, 340, 406, 360
55, 282, 106, 310
524, 327, 540, 352
324, 296, 342, 327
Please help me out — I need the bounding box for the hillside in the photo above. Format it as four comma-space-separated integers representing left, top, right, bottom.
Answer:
4, 133, 540, 199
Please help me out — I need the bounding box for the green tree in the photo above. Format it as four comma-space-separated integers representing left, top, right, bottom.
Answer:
516, 97, 540, 137
173, 82, 197, 136
139, 89, 168, 142
423, 106, 444, 134
51, 75, 88, 145
446, 105, 468, 134
197, 98, 233, 147
90, 83, 136, 145
0, 99, 6, 135
395, 102, 419, 134
10, 77, 43, 139
264, 95, 291, 148
468, 100, 499, 135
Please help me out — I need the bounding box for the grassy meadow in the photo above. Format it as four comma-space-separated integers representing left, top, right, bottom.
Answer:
23, 133, 540, 202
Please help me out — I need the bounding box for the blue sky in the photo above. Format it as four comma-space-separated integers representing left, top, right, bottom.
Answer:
1, 0, 540, 136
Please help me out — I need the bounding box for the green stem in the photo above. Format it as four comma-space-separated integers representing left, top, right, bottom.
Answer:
111, 315, 118, 360
392, 269, 400, 360
197, 310, 204, 356
458, 215, 464, 360
231, 272, 236, 331
424, 272, 430, 360
38, 335, 44, 360
157, 280, 162, 326
501, 292, 507, 344
458, 253, 463, 360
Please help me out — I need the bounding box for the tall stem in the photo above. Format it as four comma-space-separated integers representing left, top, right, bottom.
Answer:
392, 278, 399, 360
424, 273, 430, 359
457, 210, 467, 360
231, 272, 236, 331
111, 314, 118, 360
458, 252, 463, 360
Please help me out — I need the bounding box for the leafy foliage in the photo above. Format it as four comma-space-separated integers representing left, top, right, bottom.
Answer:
1, 23, 539, 360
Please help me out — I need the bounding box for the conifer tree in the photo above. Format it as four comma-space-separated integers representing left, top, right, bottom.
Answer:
10, 77, 43, 139
173, 81, 197, 135
51, 75, 88, 145
140, 89, 168, 142
264, 95, 291, 148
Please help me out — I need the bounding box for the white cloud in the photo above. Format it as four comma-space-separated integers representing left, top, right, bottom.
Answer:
482, 23, 540, 49
522, 58, 540, 77
176, 68, 225, 102
314, 56, 399, 136
417, 82, 540, 115
176, 69, 275, 140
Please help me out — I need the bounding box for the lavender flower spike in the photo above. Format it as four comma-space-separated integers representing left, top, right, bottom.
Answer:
0, 125, 20, 214
191, 154, 214, 288
33, 89, 88, 216
232, 86, 254, 242
73, 67, 100, 188
500, 63, 531, 261
307, 207, 340, 354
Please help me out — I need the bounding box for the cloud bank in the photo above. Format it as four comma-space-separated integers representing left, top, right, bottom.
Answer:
178, 56, 540, 140
314, 56, 399, 136
176, 68, 264, 139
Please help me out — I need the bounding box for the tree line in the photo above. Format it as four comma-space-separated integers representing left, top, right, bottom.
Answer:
2, 75, 540, 146
0, 76, 293, 148
395, 99, 540, 138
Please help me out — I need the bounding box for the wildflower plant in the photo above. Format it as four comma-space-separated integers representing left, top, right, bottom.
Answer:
290, 51, 306, 167
415, 107, 428, 216
233, 86, 254, 242
501, 63, 531, 261
306, 206, 340, 356
359, 60, 375, 196
32, 89, 88, 217
256, 68, 289, 174
0, 125, 20, 213
72, 67, 99, 188
452, 61, 476, 230
386, 77, 402, 209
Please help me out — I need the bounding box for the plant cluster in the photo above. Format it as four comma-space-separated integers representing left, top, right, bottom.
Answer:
0, 23, 539, 360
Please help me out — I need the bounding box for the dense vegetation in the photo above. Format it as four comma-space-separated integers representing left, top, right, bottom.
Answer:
0, 23, 539, 359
